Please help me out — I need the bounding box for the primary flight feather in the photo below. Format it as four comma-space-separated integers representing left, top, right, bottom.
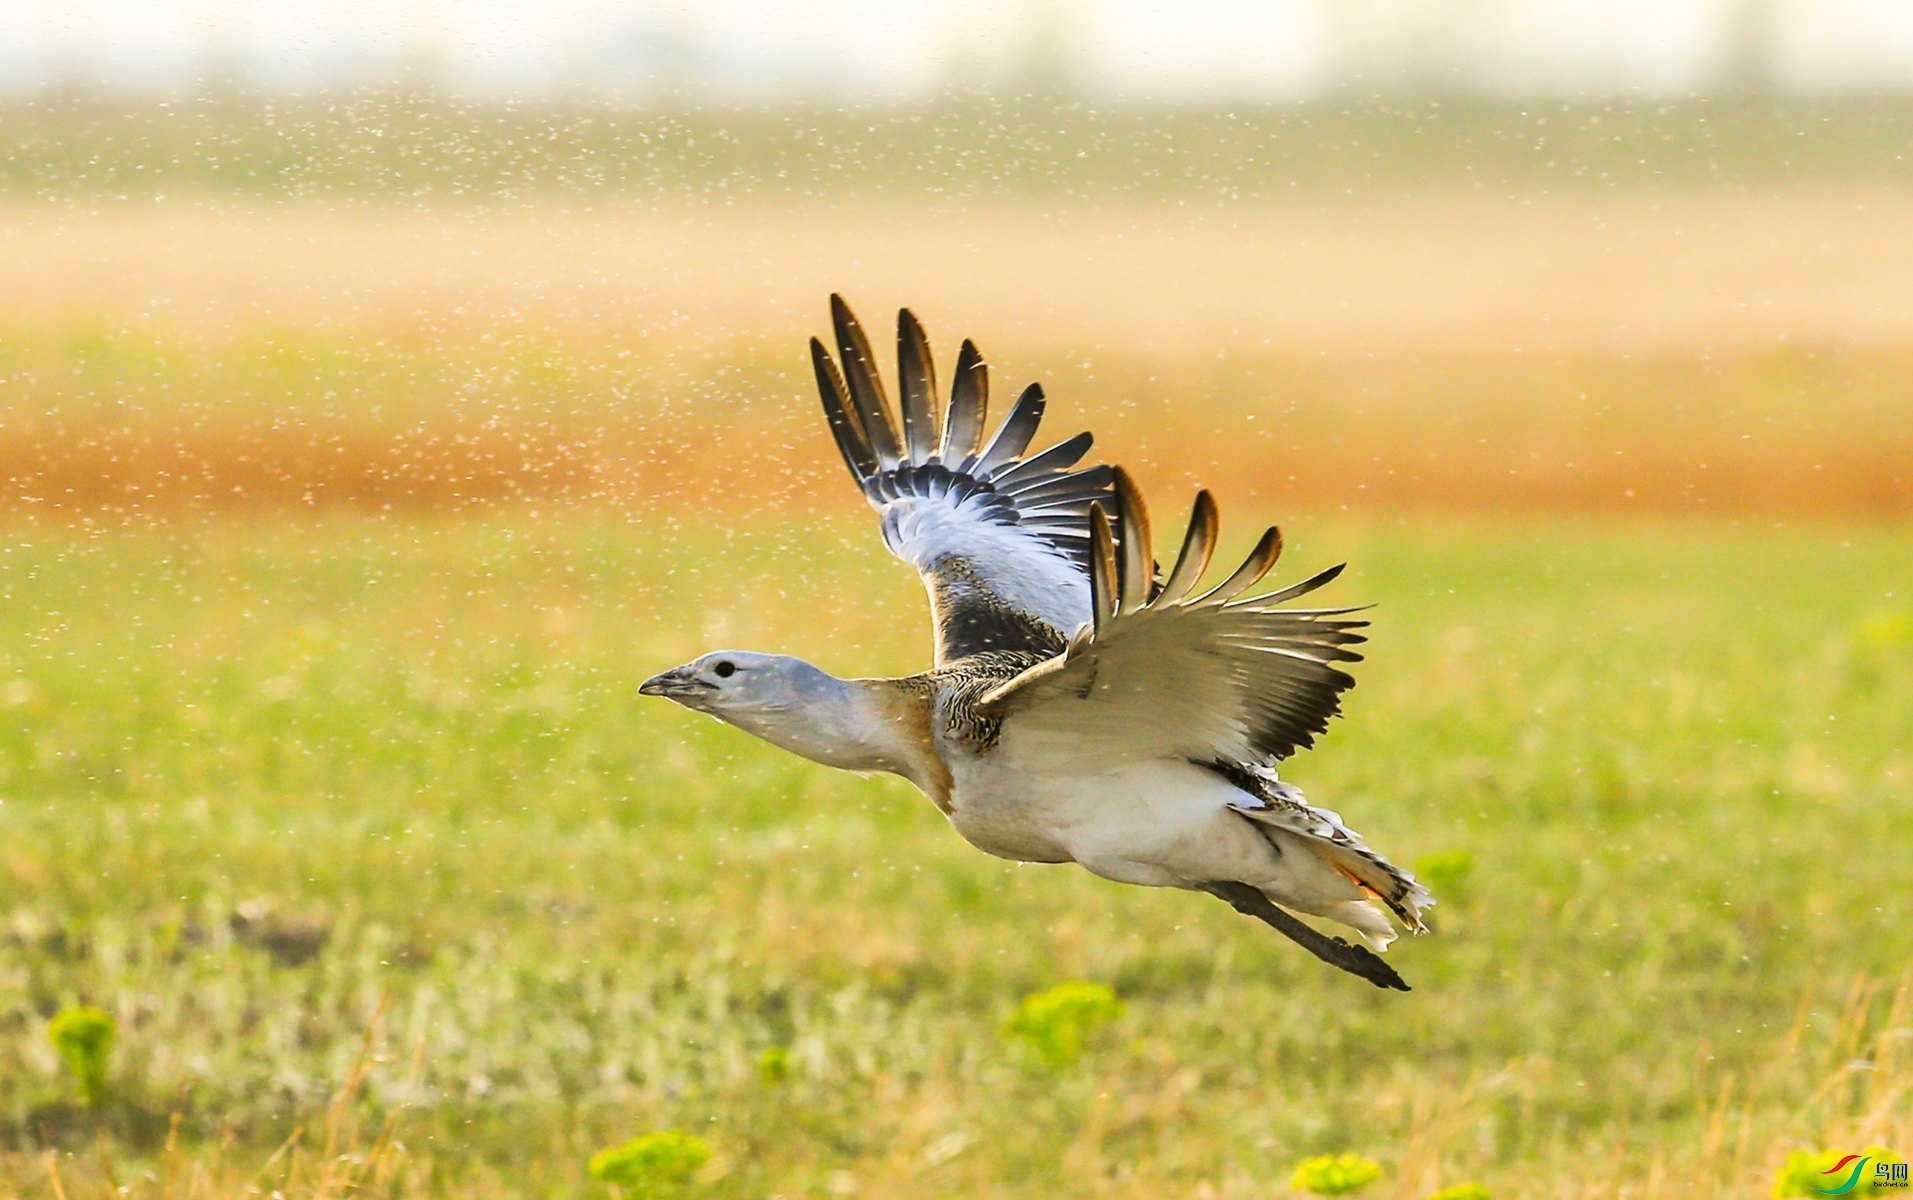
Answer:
642, 297, 1431, 990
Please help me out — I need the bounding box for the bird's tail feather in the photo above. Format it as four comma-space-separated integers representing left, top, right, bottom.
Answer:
1219, 764, 1433, 934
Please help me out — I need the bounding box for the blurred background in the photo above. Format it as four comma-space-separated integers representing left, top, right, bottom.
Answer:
9, 0, 1913, 98
1, 4, 1910, 1200
3, 0, 1912, 515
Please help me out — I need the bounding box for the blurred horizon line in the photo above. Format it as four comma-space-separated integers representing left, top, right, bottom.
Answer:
6, 88, 1913, 203
6, 0, 1913, 103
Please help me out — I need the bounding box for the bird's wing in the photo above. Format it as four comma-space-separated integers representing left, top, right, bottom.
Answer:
812, 296, 1119, 663
977, 467, 1369, 767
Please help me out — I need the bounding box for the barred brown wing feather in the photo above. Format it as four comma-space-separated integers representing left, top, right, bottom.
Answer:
979, 469, 1367, 766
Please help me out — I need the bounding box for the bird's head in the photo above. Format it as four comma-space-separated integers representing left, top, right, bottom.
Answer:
640, 651, 901, 773
639, 650, 828, 720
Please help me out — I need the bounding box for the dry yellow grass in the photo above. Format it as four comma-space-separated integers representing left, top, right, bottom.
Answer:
2, 188, 1910, 517
8, 186, 1913, 352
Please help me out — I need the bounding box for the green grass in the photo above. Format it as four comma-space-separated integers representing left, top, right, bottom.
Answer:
1, 510, 1909, 1198
6, 91, 1913, 202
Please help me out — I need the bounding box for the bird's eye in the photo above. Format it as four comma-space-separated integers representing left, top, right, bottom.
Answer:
713, 661, 736, 678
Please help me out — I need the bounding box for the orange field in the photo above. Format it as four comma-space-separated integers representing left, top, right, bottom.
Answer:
2, 185, 1910, 517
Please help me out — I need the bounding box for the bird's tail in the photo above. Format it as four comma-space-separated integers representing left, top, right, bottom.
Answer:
1218, 762, 1434, 939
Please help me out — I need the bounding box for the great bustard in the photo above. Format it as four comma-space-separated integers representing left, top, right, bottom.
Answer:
642, 297, 1431, 990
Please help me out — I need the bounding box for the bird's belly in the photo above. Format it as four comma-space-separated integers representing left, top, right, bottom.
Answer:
943, 753, 1277, 886
943, 753, 1082, 863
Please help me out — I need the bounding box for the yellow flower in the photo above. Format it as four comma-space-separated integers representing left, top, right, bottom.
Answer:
1291, 1154, 1383, 1195
588, 1130, 711, 1194
1000, 981, 1124, 1069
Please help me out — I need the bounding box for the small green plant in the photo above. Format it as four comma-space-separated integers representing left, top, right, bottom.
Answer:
1291, 1154, 1383, 1196
1773, 1148, 1902, 1198
47, 1006, 115, 1108
1000, 981, 1124, 1069
757, 1044, 790, 1085
1428, 1184, 1491, 1200
588, 1130, 712, 1195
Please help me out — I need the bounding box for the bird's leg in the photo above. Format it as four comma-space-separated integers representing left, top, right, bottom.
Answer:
1200, 881, 1411, 992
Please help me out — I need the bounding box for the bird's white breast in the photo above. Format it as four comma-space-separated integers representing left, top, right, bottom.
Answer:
939, 743, 1285, 891
941, 742, 1077, 863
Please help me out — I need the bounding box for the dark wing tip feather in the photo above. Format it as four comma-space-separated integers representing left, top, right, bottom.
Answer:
973, 383, 1047, 477
1244, 562, 1348, 608
942, 338, 989, 463
1195, 525, 1283, 606
831, 296, 902, 467
1087, 503, 1118, 632
1158, 489, 1219, 605
896, 308, 939, 464
1111, 466, 1153, 614
812, 336, 877, 482
1005, 463, 1114, 505
992, 431, 1094, 491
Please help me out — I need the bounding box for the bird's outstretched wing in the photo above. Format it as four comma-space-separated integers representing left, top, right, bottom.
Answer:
980, 471, 1431, 934
812, 296, 1119, 664
977, 467, 1368, 767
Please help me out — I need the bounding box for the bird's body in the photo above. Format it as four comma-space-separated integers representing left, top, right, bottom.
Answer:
956, 755, 1278, 894
644, 297, 1431, 989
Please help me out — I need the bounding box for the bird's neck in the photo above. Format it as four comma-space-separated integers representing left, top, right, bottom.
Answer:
723, 671, 952, 808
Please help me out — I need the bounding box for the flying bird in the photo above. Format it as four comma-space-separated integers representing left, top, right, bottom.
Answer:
642, 297, 1431, 989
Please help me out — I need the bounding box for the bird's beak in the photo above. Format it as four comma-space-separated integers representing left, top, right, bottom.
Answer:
640, 666, 701, 699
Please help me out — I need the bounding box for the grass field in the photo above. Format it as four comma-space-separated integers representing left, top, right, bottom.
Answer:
0, 508, 1909, 1198
2, 90, 1911, 1198
5, 194, 1913, 519
6, 93, 1913, 201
